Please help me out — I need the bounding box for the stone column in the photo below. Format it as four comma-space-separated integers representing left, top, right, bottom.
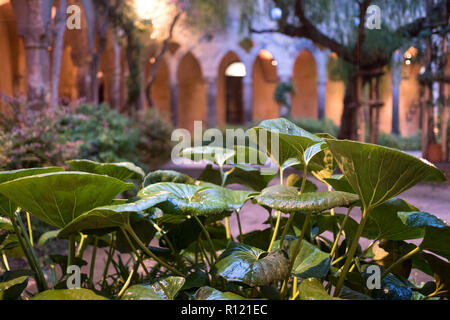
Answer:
205, 77, 218, 128
170, 82, 178, 127
316, 52, 329, 120
391, 51, 402, 135
243, 78, 253, 123
317, 80, 327, 120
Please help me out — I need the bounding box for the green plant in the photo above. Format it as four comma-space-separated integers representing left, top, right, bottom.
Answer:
0, 100, 80, 170
60, 103, 141, 164
0, 118, 448, 301
292, 118, 339, 137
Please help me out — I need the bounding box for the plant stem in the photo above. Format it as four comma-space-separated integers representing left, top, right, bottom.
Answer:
381, 246, 421, 279
89, 236, 98, 288
279, 163, 308, 249
76, 234, 87, 258
220, 164, 232, 241
281, 211, 313, 298
68, 234, 76, 268
123, 225, 184, 277
117, 260, 138, 298
193, 215, 217, 261
236, 209, 243, 240
329, 207, 352, 261
268, 166, 284, 252
26, 212, 34, 246
101, 237, 116, 291
12, 212, 48, 292
267, 211, 282, 252
334, 207, 370, 297
2, 252, 10, 271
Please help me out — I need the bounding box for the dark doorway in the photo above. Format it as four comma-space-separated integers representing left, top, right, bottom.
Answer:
226, 76, 244, 124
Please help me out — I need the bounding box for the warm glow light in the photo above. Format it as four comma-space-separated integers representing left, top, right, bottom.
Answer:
259, 49, 274, 60
403, 46, 418, 60
134, 0, 176, 40
135, 0, 157, 19
405, 60, 411, 65
225, 62, 247, 77
271, 60, 278, 66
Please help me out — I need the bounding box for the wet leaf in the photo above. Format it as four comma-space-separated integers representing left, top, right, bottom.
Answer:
121, 277, 185, 300
298, 278, 343, 300
255, 185, 358, 214
138, 183, 255, 216
32, 289, 108, 300
213, 242, 290, 287
143, 170, 196, 188
194, 286, 248, 300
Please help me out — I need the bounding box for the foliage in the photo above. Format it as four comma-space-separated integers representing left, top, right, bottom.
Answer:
60, 103, 140, 164
292, 118, 339, 137
0, 118, 448, 301
132, 108, 174, 170
0, 101, 80, 171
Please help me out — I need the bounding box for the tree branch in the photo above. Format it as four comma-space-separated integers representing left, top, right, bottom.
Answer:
145, 12, 182, 108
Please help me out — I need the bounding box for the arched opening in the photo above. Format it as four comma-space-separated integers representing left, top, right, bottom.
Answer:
177, 52, 207, 131
292, 50, 318, 118
217, 51, 245, 125
252, 49, 279, 121
146, 58, 171, 122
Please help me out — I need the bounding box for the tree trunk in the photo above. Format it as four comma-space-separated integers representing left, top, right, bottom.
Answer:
11, 0, 52, 110
111, 31, 122, 110
50, 0, 68, 110
338, 73, 360, 140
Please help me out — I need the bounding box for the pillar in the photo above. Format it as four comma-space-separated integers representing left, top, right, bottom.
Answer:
205, 77, 217, 128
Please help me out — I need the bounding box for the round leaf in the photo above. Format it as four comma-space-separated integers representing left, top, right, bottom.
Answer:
213, 242, 290, 287
0, 172, 133, 228
121, 277, 185, 300
255, 185, 359, 213
326, 139, 446, 209
32, 289, 108, 300
66, 159, 145, 181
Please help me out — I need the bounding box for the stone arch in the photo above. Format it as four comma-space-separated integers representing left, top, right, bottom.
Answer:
292, 50, 318, 118
177, 52, 207, 131
217, 51, 246, 125
252, 49, 279, 121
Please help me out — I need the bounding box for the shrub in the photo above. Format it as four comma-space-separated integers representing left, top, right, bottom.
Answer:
132, 108, 174, 170
60, 103, 141, 164
0, 99, 80, 170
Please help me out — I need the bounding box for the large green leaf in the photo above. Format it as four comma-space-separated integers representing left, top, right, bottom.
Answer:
194, 286, 249, 300
0, 172, 133, 228
142, 170, 196, 188
369, 198, 424, 240
397, 211, 447, 229
32, 289, 108, 300
138, 183, 255, 216
0, 167, 64, 217
252, 118, 322, 167
326, 139, 446, 209
298, 278, 343, 300
0, 276, 28, 300
121, 277, 185, 300
180, 146, 236, 166
290, 240, 330, 279
255, 185, 359, 213
213, 242, 290, 287
58, 192, 170, 238
67, 159, 145, 181
199, 164, 276, 191
420, 227, 450, 260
